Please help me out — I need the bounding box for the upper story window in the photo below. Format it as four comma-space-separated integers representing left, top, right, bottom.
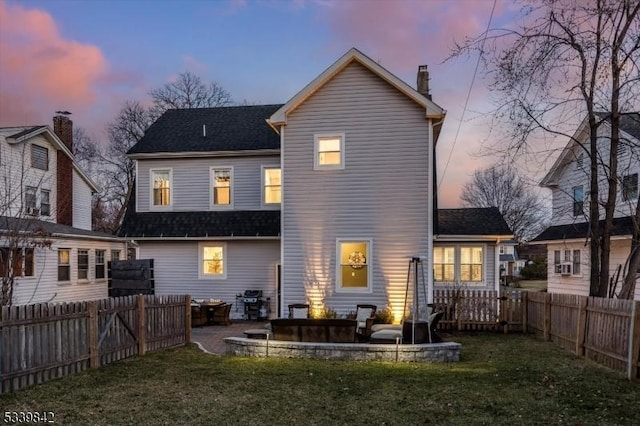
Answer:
337, 239, 371, 292
433, 246, 455, 282
622, 173, 638, 201
211, 167, 233, 208
150, 169, 172, 208
263, 167, 281, 205
314, 133, 345, 170
572, 185, 584, 217
25, 186, 37, 211
460, 246, 483, 282
31, 145, 49, 171
40, 189, 51, 216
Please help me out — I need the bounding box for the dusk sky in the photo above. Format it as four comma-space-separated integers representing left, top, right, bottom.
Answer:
0, 0, 554, 207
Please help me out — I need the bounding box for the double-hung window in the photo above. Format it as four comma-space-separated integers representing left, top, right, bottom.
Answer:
199, 243, 226, 279
263, 167, 281, 205
58, 249, 70, 281
78, 249, 89, 280
572, 185, 584, 217
111, 250, 121, 262
40, 189, 51, 216
95, 249, 105, 279
337, 240, 371, 292
211, 167, 232, 208
553, 250, 562, 274
572, 250, 581, 275
0, 248, 34, 277
314, 133, 345, 170
433, 247, 455, 282
25, 186, 37, 211
622, 173, 638, 201
460, 247, 483, 282
151, 169, 172, 208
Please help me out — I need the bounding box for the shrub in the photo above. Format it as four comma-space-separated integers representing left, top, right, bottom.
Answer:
520, 260, 547, 280
374, 306, 393, 324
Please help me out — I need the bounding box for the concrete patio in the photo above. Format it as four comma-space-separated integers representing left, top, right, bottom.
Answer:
190, 321, 264, 354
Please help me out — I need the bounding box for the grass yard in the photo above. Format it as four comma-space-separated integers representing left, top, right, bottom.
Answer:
1, 334, 638, 425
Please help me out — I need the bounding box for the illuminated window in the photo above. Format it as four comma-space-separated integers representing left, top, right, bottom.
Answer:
337, 240, 371, 292
314, 133, 345, 170
58, 249, 70, 281
211, 168, 232, 207
199, 243, 226, 279
433, 247, 455, 282
460, 247, 483, 282
151, 169, 172, 208
263, 167, 281, 204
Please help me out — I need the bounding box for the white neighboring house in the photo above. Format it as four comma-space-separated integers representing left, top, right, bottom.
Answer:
497, 240, 526, 277
120, 48, 513, 321
0, 115, 127, 306
531, 113, 640, 300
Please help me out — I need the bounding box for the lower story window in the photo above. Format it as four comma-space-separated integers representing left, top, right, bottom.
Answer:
433, 246, 455, 282
95, 249, 105, 279
460, 247, 483, 282
78, 249, 89, 280
199, 243, 226, 279
337, 240, 371, 291
0, 248, 34, 277
58, 249, 70, 281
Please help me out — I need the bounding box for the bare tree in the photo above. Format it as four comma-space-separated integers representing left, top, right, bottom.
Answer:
149, 70, 232, 119
460, 165, 549, 242
452, 0, 640, 297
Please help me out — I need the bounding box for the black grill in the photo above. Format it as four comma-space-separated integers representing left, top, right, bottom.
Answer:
242, 290, 268, 320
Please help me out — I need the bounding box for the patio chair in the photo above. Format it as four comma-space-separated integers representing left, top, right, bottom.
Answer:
355, 304, 377, 339
211, 303, 232, 326
288, 303, 310, 319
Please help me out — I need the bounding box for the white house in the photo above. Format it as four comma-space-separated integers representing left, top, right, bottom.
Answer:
0, 115, 127, 305
120, 48, 513, 321
531, 113, 640, 300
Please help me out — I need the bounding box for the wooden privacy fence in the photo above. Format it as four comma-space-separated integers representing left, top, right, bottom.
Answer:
0, 294, 191, 394
525, 292, 640, 380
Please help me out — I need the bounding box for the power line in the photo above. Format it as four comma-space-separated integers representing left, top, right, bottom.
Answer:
439, 0, 497, 189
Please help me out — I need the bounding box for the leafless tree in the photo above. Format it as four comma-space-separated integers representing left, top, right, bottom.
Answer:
460, 165, 549, 242
452, 0, 640, 298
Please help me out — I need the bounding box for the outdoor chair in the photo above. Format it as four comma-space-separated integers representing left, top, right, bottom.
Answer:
211, 303, 232, 325
355, 304, 377, 339
288, 303, 310, 319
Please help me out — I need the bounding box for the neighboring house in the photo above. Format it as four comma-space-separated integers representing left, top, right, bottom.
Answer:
531, 113, 640, 300
496, 240, 521, 277
0, 116, 127, 305
119, 48, 513, 321
435, 208, 513, 289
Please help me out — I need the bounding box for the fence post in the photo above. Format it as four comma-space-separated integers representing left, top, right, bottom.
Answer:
543, 292, 551, 341
185, 295, 191, 345
628, 301, 640, 381
575, 296, 588, 357
88, 301, 99, 368
137, 295, 146, 356
521, 291, 528, 334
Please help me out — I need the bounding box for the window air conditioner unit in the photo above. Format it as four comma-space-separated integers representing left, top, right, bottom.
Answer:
26, 207, 40, 216
560, 263, 572, 276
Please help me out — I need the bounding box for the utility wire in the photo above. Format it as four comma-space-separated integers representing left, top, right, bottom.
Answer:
439, 0, 497, 188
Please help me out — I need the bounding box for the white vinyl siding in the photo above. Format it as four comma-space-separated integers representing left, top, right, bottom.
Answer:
281, 61, 433, 316
72, 169, 93, 230
136, 156, 280, 212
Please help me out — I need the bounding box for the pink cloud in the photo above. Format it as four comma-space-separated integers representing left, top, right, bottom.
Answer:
0, 1, 108, 126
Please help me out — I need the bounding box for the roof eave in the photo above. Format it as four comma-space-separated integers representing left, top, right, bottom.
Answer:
128, 148, 281, 160
434, 234, 513, 242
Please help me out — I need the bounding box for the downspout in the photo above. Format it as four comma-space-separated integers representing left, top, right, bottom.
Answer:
427, 119, 435, 304
495, 238, 502, 293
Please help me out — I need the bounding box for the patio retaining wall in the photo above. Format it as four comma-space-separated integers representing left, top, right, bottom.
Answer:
224, 337, 461, 362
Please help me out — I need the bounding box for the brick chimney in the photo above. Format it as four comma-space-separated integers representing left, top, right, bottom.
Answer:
417, 65, 431, 100
53, 113, 73, 226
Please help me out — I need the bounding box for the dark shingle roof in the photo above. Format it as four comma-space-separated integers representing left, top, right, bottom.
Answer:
0, 216, 119, 240
596, 112, 640, 140
531, 216, 636, 242
127, 104, 283, 155
4, 126, 46, 139
118, 210, 280, 238
437, 207, 512, 236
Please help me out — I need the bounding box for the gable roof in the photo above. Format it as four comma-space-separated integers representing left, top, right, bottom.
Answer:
127, 104, 283, 157
436, 207, 513, 238
0, 125, 99, 193
530, 216, 636, 243
540, 112, 640, 187
267, 48, 446, 131
0, 215, 120, 241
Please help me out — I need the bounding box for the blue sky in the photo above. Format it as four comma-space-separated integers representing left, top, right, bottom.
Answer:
1, 0, 540, 207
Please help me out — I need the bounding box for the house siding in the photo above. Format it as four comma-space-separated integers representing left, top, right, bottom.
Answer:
136, 155, 280, 212
138, 239, 280, 318
11, 238, 127, 305
72, 169, 92, 230
281, 61, 432, 320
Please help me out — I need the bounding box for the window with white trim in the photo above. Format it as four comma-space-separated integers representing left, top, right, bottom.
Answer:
78, 249, 89, 280
314, 133, 345, 170
211, 167, 232, 207
95, 249, 105, 279
25, 186, 37, 210
0, 248, 34, 277
263, 167, 281, 205
199, 243, 226, 279
572, 250, 581, 275
150, 169, 172, 208
460, 247, 483, 282
337, 240, 370, 291
31, 145, 49, 170
58, 249, 70, 281
433, 246, 455, 282
111, 250, 121, 262
572, 185, 583, 217
40, 189, 51, 216
553, 250, 561, 274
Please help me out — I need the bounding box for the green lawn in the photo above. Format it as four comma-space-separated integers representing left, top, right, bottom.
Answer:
1, 334, 638, 425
